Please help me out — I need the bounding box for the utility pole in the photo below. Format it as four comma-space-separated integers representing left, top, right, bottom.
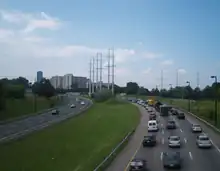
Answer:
161, 70, 163, 91
96, 53, 99, 91
111, 48, 115, 95
89, 58, 92, 96
176, 69, 179, 87
211, 76, 218, 126
107, 49, 111, 90
197, 72, 200, 88
99, 53, 103, 90
92, 57, 95, 93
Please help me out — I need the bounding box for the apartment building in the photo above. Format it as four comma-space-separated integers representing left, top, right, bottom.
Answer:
73, 76, 88, 88
50, 76, 63, 89
63, 74, 73, 89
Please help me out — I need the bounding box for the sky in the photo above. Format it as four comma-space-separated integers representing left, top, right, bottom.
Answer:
0, 0, 219, 89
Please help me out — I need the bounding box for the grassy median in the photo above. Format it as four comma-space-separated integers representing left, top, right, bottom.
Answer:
0, 99, 140, 171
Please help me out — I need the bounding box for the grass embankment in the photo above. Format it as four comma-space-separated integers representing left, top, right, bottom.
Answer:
159, 97, 220, 126
0, 96, 59, 121
0, 99, 140, 171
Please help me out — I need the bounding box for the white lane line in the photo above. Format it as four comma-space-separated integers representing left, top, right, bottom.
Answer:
180, 129, 183, 133
210, 139, 220, 153
160, 152, 163, 160
184, 138, 187, 143
161, 129, 164, 134
189, 152, 193, 160
162, 138, 164, 144
161, 123, 163, 127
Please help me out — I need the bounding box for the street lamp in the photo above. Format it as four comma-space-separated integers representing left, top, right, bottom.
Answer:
211, 75, 218, 126
186, 81, 191, 112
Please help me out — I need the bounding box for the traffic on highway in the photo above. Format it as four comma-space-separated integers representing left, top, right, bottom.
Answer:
127, 99, 220, 171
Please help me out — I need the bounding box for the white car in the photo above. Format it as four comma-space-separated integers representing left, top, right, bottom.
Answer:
148, 120, 158, 132
80, 101, 85, 105
168, 136, 181, 148
70, 104, 76, 108
196, 134, 212, 148
192, 124, 202, 132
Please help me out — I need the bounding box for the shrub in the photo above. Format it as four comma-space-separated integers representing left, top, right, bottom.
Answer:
94, 89, 112, 102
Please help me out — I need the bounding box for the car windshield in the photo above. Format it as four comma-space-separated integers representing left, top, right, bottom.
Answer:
194, 124, 200, 127
170, 137, 180, 141
165, 153, 179, 160
199, 136, 209, 140
168, 121, 175, 124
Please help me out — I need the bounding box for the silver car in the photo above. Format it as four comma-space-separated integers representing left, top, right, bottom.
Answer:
168, 136, 181, 148
196, 134, 212, 148
192, 124, 202, 132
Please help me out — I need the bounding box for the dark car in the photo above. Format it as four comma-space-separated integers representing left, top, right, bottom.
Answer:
129, 158, 147, 171
142, 134, 156, 147
51, 109, 59, 115
166, 120, 176, 129
171, 109, 178, 115
163, 151, 181, 169
178, 112, 185, 119
149, 113, 156, 120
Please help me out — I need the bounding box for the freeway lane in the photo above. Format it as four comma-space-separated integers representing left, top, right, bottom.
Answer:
126, 106, 220, 171
0, 96, 91, 143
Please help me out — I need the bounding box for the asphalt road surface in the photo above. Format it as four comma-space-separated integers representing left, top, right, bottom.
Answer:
0, 95, 91, 143
107, 105, 220, 171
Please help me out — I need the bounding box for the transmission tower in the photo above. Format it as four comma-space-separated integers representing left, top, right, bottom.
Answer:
89, 58, 92, 95
96, 53, 99, 91
92, 57, 95, 93
197, 72, 200, 88
111, 48, 115, 95
107, 49, 111, 90
99, 53, 103, 90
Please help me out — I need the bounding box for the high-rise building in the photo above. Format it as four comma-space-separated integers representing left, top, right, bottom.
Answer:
73, 76, 88, 88
37, 71, 43, 82
50, 76, 63, 89
63, 74, 73, 89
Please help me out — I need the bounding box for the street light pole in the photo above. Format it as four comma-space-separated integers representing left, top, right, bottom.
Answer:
211, 76, 218, 126
186, 81, 191, 112
169, 84, 173, 104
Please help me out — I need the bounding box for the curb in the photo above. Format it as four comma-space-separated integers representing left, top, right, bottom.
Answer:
93, 129, 135, 171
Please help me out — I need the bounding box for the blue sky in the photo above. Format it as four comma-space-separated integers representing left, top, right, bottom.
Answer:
0, 0, 219, 89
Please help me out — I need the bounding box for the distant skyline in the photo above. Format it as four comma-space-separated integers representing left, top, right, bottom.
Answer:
0, 0, 219, 89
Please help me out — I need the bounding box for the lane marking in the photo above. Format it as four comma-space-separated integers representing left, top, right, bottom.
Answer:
162, 138, 164, 144
180, 129, 183, 133
124, 140, 142, 171
161, 123, 163, 127
161, 129, 164, 134
184, 138, 187, 143
189, 152, 193, 160
160, 152, 163, 160
210, 139, 220, 153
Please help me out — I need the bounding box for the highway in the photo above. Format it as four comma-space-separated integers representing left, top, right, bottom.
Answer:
0, 95, 92, 143
107, 105, 220, 171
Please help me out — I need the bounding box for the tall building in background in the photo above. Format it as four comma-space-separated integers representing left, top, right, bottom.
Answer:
73, 76, 88, 88
50, 76, 63, 89
37, 71, 43, 82
63, 74, 73, 89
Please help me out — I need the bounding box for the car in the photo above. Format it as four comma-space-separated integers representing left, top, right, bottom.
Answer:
196, 134, 212, 148
166, 120, 176, 129
80, 101, 85, 105
70, 104, 76, 108
148, 120, 158, 132
51, 109, 59, 115
149, 113, 156, 120
129, 158, 147, 171
142, 134, 156, 147
192, 124, 202, 133
171, 109, 178, 115
177, 112, 185, 119
168, 136, 181, 148
163, 151, 181, 169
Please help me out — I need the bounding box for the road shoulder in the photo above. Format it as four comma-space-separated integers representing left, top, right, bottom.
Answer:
106, 105, 149, 171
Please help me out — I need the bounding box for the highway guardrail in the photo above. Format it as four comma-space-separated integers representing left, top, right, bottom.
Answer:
93, 129, 135, 171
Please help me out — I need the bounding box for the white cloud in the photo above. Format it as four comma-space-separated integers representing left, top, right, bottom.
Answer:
0, 28, 14, 39
0, 10, 61, 32
142, 52, 163, 59
161, 59, 173, 66
178, 68, 186, 74
142, 68, 152, 74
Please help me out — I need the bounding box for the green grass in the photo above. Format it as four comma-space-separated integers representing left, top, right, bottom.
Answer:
159, 97, 219, 125
0, 96, 59, 121
0, 100, 140, 171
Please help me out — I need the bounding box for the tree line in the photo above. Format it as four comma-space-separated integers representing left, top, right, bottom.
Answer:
0, 77, 56, 112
